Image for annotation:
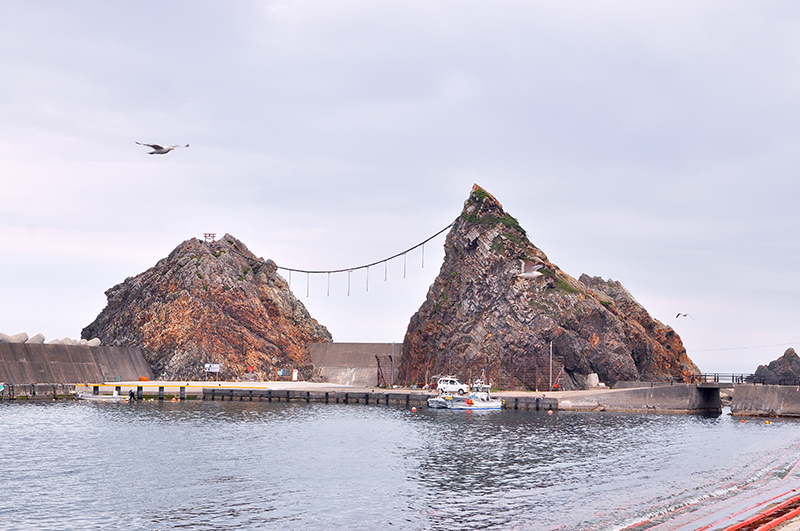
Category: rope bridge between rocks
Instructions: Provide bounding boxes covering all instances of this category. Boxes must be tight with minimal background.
[224,223,454,298]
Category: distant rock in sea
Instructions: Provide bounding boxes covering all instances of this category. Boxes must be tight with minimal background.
[399,185,700,390]
[82,234,332,380]
[753,348,800,384]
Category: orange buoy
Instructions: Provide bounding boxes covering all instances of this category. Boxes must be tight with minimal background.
[411,407,417,412]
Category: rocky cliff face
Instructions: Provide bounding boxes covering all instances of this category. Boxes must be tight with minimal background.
[82,235,332,380]
[399,185,699,390]
[754,348,800,383]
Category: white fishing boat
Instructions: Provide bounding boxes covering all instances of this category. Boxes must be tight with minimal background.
[76,390,129,403]
[427,393,452,409]
[428,380,503,410]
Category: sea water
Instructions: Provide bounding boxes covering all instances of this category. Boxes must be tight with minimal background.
[2,400,799,531]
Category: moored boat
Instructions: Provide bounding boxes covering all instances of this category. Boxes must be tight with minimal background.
[427,394,452,409]
[76,390,129,403]
[429,380,504,410]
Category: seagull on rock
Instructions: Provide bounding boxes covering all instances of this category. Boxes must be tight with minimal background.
[136,142,189,155]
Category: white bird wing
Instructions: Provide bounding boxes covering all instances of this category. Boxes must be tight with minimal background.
[136,142,164,150]
[521,260,543,273]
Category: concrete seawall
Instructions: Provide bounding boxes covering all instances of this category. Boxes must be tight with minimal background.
[543,383,722,414]
[731,384,800,417]
[309,343,400,387]
[0,343,153,388]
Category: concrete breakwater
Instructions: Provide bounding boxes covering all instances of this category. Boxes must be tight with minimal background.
[1,380,720,414]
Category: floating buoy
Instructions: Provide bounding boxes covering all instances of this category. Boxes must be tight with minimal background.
[466,399,474,406]
[766,420,771,424]
[411,407,417,412]
[548,410,553,415]
[741,420,745,423]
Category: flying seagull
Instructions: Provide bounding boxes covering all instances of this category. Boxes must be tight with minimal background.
[676,313,694,319]
[136,142,189,155]
[517,259,544,279]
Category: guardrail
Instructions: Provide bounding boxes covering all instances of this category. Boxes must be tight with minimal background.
[687,374,800,386]
[688,374,751,384]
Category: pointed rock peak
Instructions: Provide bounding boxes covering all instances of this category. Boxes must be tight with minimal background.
[470,184,502,208]
[447,185,549,275]
[460,184,526,237]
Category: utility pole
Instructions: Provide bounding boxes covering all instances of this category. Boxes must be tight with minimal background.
[549,341,553,391]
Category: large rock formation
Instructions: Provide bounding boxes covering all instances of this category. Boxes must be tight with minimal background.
[753,348,800,384]
[82,235,332,380]
[399,185,699,390]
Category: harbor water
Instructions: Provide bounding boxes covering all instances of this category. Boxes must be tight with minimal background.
[2,400,800,530]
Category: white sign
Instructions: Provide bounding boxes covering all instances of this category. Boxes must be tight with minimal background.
[204,364,220,373]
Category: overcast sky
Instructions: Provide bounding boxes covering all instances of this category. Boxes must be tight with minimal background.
[2,1,798,374]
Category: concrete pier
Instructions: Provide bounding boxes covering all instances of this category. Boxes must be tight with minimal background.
[510,383,723,414]
[12,379,783,416]
[61,381,561,410]
[0,383,75,400]
[202,387,433,407]
[731,384,800,417]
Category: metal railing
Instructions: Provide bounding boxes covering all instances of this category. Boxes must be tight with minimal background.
[687,374,751,385]
[687,374,800,386]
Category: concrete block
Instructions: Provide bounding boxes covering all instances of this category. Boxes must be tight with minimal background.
[87,338,101,347]
[26,334,46,344]
[9,333,28,344]
[0,333,9,343]
[46,339,64,345]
